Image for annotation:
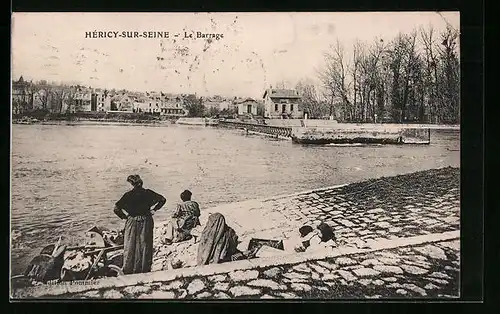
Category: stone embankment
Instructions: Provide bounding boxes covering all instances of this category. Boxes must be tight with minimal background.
[13,232,459,299]
[11,167,460,299]
[78,237,460,299]
[290,127,431,144]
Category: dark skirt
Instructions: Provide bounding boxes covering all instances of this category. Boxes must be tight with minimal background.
[123,215,154,275]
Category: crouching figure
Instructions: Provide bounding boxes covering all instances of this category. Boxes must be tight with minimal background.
[163,190,201,244]
[196,213,257,265]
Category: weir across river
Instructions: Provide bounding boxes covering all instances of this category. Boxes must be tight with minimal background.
[216,120,431,145]
[217,120,293,139]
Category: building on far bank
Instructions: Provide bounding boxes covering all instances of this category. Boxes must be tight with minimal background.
[92,89,111,112]
[74,88,92,112]
[110,93,134,112]
[263,88,303,119]
[12,76,33,115]
[236,98,259,116]
[133,95,150,113]
[202,96,231,112]
[161,95,186,116]
[132,92,186,116]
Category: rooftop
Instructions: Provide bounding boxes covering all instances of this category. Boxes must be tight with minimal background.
[263,89,301,99]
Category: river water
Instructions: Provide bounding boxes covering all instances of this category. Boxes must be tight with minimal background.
[10,123,460,275]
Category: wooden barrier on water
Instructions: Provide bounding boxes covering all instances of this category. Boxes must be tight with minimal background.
[218,120,292,138]
[176,117,219,126]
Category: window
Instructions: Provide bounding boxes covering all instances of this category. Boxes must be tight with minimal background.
[274,104,278,111]
[290,104,294,111]
[282,104,286,113]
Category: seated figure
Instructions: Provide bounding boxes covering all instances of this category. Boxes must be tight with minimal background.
[164,190,201,244]
[196,213,257,265]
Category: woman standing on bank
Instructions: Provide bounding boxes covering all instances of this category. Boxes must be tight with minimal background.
[114,175,166,274]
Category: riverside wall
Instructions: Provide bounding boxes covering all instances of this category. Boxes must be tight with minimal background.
[290,126,431,144]
[13,232,459,299]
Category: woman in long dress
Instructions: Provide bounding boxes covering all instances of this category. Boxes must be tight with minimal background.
[114,175,166,274]
[196,213,243,265]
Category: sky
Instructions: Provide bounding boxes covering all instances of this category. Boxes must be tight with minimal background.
[11,12,459,99]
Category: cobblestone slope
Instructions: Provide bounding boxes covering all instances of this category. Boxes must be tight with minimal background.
[281,166,459,242]
[149,167,459,271]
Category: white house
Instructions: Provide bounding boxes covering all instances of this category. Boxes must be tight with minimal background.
[160,96,186,116]
[263,88,303,119]
[236,98,259,116]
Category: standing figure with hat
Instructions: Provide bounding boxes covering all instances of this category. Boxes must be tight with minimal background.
[114,175,166,274]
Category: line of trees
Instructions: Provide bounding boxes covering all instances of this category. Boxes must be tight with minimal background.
[296,25,460,124]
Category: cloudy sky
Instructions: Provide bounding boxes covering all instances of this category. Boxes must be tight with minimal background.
[12,12,459,98]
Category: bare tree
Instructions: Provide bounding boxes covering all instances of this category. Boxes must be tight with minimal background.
[35,84,52,111]
[437,25,460,123]
[295,79,327,118]
[385,31,420,123]
[62,86,77,115]
[367,38,389,122]
[420,25,440,123]
[352,40,365,120]
[51,86,66,114]
[318,40,352,120]
[401,31,419,122]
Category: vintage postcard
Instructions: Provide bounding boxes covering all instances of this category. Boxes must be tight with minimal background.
[10,12,460,300]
